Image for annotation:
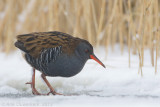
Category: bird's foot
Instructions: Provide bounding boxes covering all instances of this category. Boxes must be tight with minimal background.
[32,87,41,95]
[26,82,32,85]
[47,90,63,95]
[26,82,42,95]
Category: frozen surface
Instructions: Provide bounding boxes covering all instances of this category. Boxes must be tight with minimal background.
[0,46,160,107]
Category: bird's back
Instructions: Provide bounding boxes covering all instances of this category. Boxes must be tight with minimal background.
[15,31,81,58]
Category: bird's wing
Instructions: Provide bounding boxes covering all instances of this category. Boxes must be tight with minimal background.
[15,31,73,58]
[39,46,62,64]
[24,46,62,72]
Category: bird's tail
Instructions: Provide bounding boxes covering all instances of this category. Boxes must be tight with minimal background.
[14,41,28,53]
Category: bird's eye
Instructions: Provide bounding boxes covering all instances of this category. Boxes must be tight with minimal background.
[85,49,89,53]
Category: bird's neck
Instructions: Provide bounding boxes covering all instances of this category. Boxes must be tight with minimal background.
[75,50,88,63]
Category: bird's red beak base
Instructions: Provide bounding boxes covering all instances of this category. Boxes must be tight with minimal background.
[90,54,106,68]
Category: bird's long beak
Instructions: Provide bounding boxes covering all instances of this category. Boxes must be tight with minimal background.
[90,54,106,68]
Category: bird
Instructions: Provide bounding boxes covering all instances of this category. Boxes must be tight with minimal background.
[15,31,105,95]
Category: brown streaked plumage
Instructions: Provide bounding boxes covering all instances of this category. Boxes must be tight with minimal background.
[16,31,81,58]
[15,31,105,95]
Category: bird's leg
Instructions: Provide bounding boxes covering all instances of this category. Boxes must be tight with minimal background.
[41,73,63,95]
[26,68,41,95]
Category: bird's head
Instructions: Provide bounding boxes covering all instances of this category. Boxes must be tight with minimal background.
[75,40,106,68]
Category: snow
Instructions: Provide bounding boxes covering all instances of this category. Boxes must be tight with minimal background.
[0,45,160,107]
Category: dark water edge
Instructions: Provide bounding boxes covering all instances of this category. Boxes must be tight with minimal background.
[0,92,159,99]
[0,93,34,98]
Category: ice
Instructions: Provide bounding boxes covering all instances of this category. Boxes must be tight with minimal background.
[0,45,160,106]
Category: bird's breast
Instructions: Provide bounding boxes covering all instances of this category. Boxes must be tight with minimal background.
[45,54,87,77]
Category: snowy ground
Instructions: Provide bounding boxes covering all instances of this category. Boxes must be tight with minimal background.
[0,46,160,107]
